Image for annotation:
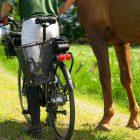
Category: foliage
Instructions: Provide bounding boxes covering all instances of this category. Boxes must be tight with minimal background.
[12,1,20,20]
[60,7,87,43]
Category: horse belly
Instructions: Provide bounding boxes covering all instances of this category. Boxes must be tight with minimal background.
[76,0,111,28]
[110,0,140,43]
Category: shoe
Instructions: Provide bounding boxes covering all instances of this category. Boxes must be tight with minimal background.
[26,127,42,139]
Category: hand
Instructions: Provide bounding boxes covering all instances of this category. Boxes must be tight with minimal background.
[59,0,75,16]
[0,16,8,25]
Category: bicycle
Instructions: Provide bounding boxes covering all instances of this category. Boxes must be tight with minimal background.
[1,17,75,140]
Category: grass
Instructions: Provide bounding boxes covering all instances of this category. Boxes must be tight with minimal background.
[1,44,140,107]
[0,69,140,140]
[0,44,140,109]
[0,44,140,139]
[0,46,18,76]
[70,45,140,108]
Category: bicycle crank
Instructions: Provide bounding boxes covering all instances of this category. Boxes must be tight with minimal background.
[50,94,67,106]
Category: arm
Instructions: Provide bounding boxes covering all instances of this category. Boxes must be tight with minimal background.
[1,2,13,17]
[58,0,75,16]
[0,1,14,24]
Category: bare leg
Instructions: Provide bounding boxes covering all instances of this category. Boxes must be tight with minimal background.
[114,43,140,129]
[87,28,114,131]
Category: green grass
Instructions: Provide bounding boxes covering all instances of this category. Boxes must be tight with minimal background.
[70,45,140,108]
[0,44,140,108]
[0,69,140,140]
[0,46,18,76]
[0,44,140,139]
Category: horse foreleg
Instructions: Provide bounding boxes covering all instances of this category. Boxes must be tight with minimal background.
[114,43,140,129]
[87,28,114,131]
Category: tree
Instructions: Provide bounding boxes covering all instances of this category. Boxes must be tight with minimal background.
[60,6,87,43]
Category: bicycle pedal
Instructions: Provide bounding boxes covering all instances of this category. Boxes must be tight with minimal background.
[56,110,67,115]
[22,110,29,114]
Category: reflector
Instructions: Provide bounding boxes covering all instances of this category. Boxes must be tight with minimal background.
[57,53,71,61]
[65,53,71,60]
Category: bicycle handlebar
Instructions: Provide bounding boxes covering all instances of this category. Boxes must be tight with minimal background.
[8,16,19,28]
[0,16,20,28]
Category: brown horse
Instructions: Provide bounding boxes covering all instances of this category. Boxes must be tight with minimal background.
[76,0,140,131]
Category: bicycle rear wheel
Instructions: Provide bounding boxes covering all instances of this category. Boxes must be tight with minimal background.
[18,65,31,122]
[47,63,75,140]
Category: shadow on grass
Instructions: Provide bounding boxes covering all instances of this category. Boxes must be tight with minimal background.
[0,120,55,140]
[74,129,110,140]
[73,123,110,140]
[0,120,118,140]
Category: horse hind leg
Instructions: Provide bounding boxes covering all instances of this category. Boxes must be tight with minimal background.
[87,28,114,131]
[114,43,140,129]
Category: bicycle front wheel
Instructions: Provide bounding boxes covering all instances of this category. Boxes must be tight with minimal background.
[48,63,75,140]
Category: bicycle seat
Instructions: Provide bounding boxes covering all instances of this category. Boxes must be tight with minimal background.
[35,16,57,25]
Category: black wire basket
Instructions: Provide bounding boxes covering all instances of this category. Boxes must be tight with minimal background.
[15,40,53,86]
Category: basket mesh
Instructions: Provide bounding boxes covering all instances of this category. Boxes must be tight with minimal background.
[15,40,53,85]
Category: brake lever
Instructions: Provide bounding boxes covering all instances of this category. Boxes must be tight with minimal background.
[8,16,18,28]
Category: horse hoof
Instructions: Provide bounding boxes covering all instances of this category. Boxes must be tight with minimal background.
[126,122,139,130]
[96,123,111,132]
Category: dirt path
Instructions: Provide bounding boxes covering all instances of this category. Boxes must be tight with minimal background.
[75,98,129,127]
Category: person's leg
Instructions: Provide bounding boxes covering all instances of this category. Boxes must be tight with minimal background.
[21,18,43,137]
[45,21,60,40]
[21,17,60,133]
[44,20,60,125]
[25,86,42,138]
[26,86,41,127]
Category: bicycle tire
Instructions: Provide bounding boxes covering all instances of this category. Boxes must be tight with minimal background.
[48,62,75,140]
[18,65,31,122]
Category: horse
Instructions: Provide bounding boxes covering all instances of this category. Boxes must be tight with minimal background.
[76,0,140,131]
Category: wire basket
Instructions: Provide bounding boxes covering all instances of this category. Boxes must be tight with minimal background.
[15,40,53,85]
